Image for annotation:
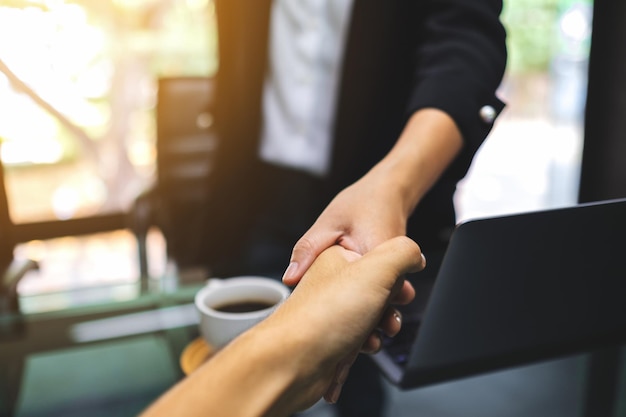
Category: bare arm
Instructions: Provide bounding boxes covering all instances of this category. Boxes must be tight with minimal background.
[283,108,462,285]
[140,236,423,417]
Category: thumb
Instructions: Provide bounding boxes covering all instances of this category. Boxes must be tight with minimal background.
[282,229,343,286]
[354,236,424,288]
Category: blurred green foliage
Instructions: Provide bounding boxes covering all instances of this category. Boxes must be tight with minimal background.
[503,0,560,73]
[503,0,593,74]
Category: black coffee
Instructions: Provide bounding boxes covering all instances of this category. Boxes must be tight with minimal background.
[213,300,275,313]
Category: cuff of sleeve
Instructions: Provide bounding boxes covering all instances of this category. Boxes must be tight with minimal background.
[407,76,506,178]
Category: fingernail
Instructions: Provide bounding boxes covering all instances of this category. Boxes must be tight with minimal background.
[421,253,427,267]
[394,311,402,325]
[327,383,342,404]
[337,363,351,384]
[282,261,298,282]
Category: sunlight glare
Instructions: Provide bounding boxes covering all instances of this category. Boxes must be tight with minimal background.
[52,184,80,220]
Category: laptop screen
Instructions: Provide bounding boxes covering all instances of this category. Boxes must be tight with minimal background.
[374,198,626,389]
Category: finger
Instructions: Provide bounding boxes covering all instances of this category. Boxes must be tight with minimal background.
[282,229,342,286]
[356,236,423,291]
[360,331,383,354]
[389,253,425,305]
[323,350,360,404]
[390,280,416,305]
[378,307,402,337]
[361,307,402,354]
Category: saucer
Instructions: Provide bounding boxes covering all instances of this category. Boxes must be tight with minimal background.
[180,337,215,375]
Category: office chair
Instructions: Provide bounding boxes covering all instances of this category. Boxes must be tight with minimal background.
[0,146,38,317]
[130,76,217,281]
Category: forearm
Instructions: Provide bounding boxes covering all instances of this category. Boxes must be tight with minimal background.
[142,239,423,417]
[366,108,463,217]
[141,325,305,417]
[410,0,506,153]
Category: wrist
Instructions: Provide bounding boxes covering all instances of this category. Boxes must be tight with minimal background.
[236,314,332,416]
[371,108,463,215]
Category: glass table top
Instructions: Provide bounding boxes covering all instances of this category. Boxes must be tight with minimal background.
[1,282,204,417]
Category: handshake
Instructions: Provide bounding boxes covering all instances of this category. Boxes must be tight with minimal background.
[142,236,424,417]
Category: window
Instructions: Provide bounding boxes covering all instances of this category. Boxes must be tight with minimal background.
[0,0,216,223]
[457,0,593,222]
[1,0,217,304]
[3,0,595,302]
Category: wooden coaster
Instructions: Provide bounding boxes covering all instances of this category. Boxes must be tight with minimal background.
[180,337,215,375]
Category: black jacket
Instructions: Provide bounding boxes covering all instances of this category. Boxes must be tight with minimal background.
[202,0,507,272]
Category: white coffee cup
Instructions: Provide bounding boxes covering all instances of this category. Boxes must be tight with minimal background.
[194,276,291,348]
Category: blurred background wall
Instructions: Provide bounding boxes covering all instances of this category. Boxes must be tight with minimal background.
[0,0,594,307]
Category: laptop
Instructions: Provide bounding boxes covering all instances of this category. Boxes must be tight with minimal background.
[373,198,626,389]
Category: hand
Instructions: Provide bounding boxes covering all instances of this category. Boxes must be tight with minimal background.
[282,108,462,293]
[282,170,417,308]
[139,237,424,417]
[267,236,424,412]
[281,169,420,355]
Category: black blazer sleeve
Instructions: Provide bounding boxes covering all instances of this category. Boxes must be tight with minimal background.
[407,0,507,176]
